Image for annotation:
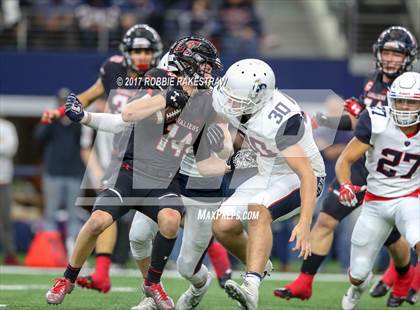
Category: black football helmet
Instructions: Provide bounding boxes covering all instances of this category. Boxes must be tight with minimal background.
[120,24,163,74]
[167,36,222,88]
[373,26,418,77]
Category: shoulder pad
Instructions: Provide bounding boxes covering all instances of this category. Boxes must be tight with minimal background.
[367,106,391,134]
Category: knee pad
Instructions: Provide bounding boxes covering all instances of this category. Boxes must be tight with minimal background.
[350,250,372,282]
[130,239,153,261]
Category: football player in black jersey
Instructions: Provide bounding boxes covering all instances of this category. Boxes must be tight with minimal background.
[41,24,162,294]
[45,36,228,309]
[275,26,419,307]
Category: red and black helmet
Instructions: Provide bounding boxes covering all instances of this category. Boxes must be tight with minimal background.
[373,26,418,77]
[167,36,222,87]
[120,24,163,74]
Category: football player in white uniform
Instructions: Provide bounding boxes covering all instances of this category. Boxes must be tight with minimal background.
[211,59,326,310]
[338,71,420,310]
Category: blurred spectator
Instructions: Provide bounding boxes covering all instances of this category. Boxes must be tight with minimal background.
[0,117,19,265]
[32,0,79,49]
[164,0,217,44]
[214,0,263,58]
[34,88,87,255]
[75,0,121,49]
[118,0,163,37]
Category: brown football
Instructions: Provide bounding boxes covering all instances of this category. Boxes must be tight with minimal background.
[153,106,182,124]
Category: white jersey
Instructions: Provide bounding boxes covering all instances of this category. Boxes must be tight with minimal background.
[356,106,420,197]
[224,90,325,177]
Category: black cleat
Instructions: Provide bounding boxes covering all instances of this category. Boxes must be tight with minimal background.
[218,269,232,289]
[406,288,419,305]
[370,280,391,298]
[387,294,405,307]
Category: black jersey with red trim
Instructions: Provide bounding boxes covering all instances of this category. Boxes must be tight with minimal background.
[359,71,393,109]
[120,68,216,180]
[99,55,139,114]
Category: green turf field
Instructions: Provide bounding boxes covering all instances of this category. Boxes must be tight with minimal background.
[0,271,414,309]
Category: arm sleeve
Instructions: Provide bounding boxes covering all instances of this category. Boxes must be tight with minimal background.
[83,112,132,133]
[275,113,305,151]
[354,110,372,144]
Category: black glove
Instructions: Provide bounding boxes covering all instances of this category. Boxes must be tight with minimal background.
[206,123,225,153]
[64,93,84,122]
[165,86,189,110]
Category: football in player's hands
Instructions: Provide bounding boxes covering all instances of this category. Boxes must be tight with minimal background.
[153,106,182,125]
[65,93,85,123]
[165,86,189,110]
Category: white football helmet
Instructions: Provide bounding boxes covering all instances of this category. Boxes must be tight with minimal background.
[213,59,275,117]
[388,71,420,127]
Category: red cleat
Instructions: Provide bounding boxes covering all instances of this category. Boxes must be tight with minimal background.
[273,273,313,300]
[45,277,74,305]
[387,265,415,307]
[144,282,174,310]
[76,274,111,293]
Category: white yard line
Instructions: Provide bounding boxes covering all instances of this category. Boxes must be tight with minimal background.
[0,265,379,283]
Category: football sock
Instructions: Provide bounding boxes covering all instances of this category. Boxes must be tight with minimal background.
[245,272,262,288]
[382,260,397,286]
[64,264,81,283]
[395,262,410,275]
[147,232,176,284]
[300,253,326,275]
[207,241,231,279]
[410,263,420,291]
[94,253,111,279]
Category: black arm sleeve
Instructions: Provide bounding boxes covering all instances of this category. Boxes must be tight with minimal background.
[354,110,372,144]
[275,113,305,151]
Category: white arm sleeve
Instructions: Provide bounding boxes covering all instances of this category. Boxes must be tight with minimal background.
[81,112,132,133]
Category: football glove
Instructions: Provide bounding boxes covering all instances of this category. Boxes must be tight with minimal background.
[65,93,85,123]
[206,123,225,153]
[338,180,363,207]
[165,86,189,110]
[344,97,364,118]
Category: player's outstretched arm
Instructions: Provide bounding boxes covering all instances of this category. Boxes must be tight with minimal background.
[41,79,105,124]
[65,93,130,133]
[283,144,317,260]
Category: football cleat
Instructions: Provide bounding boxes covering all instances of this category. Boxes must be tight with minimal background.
[273,272,313,300]
[273,286,311,300]
[218,269,232,289]
[76,274,111,293]
[131,297,157,310]
[144,282,174,310]
[262,260,273,280]
[224,279,258,310]
[370,280,390,298]
[406,288,419,305]
[386,294,405,307]
[45,277,74,305]
[176,272,212,309]
[341,273,373,310]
